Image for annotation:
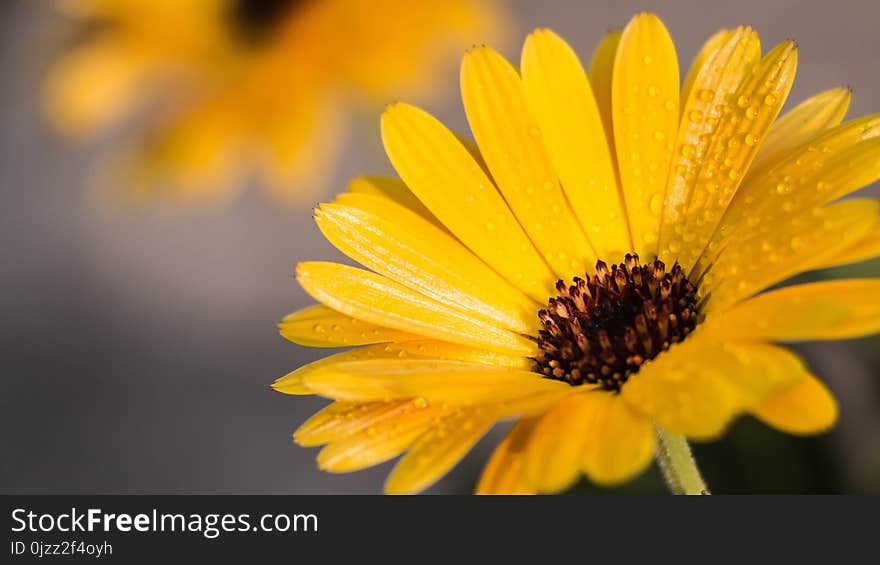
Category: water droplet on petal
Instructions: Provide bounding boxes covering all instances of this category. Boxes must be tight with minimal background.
[649,193,664,214]
[412,397,428,409]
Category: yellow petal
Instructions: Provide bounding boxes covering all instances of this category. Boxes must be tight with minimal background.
[113,94,245,205]
[259,96,344,204]
[751,374,838,435]
[475,418,539,495]
[621,332,805,439]
[714,279,880,341]
[681,29,734,106]
[818,218,880,268]
[296,399,432,447]
[664,40,797,269]
[579,392,655,486]
[381,103,554,302]
[345,176,439,226]
[273,338,533,396]
[317,402,448,473]
[718,114,880,246]
[588,30,622,160]
[461,46,597,275]
[521,28,632,257]
[612,12,679,258]
[657,28,762,266]
[522,392,600,492]
[296,262,536,355]
[385,408,498,494]
[300,358,568,405]
[749,87,852,174]
[315,195,536,333]
[278,304,417,348]
[270,369,313,395]
[701,199,877,310]
[44,34,155,137]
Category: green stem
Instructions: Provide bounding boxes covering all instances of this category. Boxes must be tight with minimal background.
[655,427,710,495]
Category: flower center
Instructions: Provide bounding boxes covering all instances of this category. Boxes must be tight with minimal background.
[535,254,701,392]
[230,0,305,43]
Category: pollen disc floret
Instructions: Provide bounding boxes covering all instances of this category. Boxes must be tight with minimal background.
[536,254,701,391]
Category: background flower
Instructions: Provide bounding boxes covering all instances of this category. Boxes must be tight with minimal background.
[43,0,507,206]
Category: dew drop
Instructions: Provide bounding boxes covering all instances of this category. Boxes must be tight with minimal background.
[647,85,659,97]
[744,133,757,146]
[689,110,704,122]
[745,105,759,119]
[413,397,428,409]
[649,193,663,214]
[653,130,666,141]
[763,94,777,106]
[736,95,750,108]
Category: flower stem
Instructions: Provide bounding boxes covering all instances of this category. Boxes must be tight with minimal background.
[655,428,710,495]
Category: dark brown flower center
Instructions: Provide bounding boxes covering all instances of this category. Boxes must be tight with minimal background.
[535,254,701,392]
[229,0,306,44]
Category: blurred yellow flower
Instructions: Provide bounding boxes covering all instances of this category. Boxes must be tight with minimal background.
[273,13,880,494]
[44,0,507,205]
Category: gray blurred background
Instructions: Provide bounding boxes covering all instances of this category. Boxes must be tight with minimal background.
[2,0,879,494]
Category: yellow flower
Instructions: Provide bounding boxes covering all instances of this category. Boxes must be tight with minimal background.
[273,13,880,494]
[44,0,506,205]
